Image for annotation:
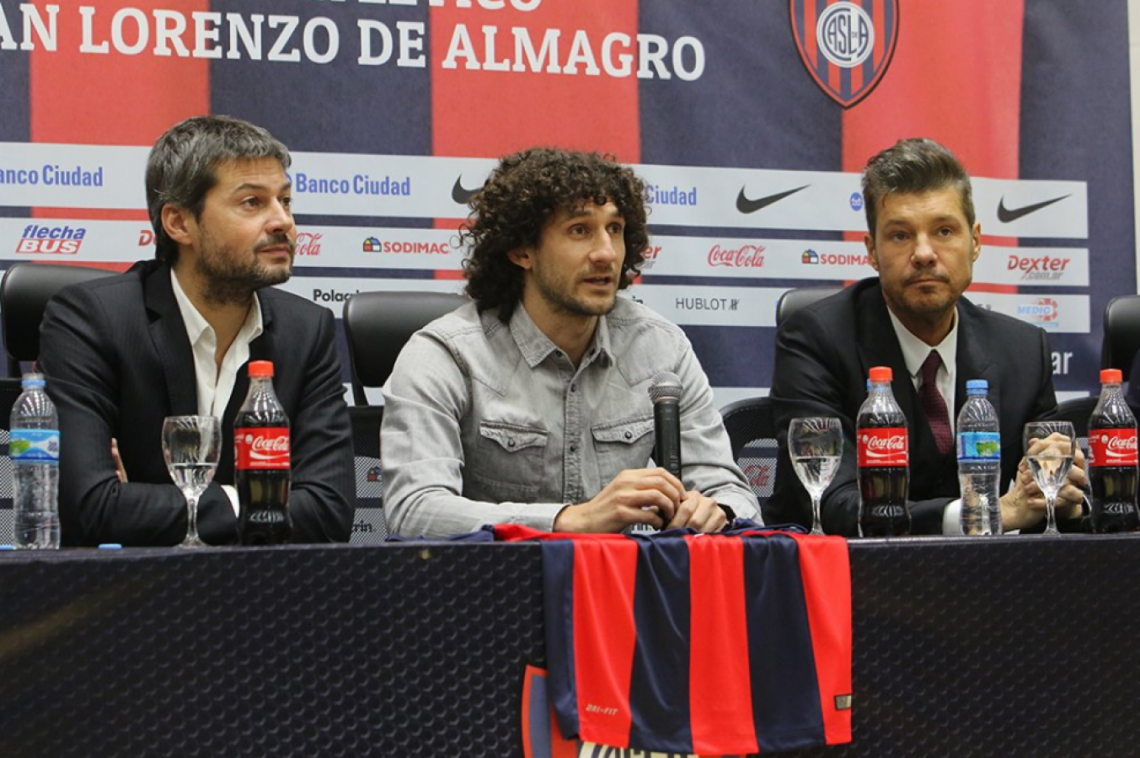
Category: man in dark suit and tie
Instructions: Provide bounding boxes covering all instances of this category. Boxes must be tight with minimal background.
[39,115,354,546]
[769,138,1087,535]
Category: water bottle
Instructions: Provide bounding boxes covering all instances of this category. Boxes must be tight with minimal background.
[1088,369,1139,533]
[857,366,911,537]
[956,379,1001,536]
[10,373,60,549]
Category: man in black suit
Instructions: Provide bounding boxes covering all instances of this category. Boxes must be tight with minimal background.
[769,138,1086,535]
[39,116,354,546]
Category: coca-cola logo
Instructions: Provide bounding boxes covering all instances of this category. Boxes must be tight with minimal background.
[707,244,765,268]
[295,232,322,256]
[862,434,907,451]
[246,434,289,453]
[1091,429,1139,466]
[236,427,291,470]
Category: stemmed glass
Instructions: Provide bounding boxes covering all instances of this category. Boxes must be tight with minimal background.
[1023,420,1076,537]
[789,417,843,536]
[162,415,221,548]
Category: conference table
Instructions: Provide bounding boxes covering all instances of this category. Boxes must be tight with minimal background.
[0,534,1135,757]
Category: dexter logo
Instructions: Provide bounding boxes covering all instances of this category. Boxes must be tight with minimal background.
[1007,254,1070,281]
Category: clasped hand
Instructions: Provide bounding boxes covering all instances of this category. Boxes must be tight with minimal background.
[553,467,726,533]
[1000,432,1087,531]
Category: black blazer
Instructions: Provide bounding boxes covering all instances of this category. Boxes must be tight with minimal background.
[39,260,354,546]
[768,278,1058,535]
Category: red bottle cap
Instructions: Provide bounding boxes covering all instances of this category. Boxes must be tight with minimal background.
[868,366,892,383]
[1101,368,1123,384]
[248,360,275,378]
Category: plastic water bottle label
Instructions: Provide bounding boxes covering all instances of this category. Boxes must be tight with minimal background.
[10,429,60,463]
[957,432,1000,461]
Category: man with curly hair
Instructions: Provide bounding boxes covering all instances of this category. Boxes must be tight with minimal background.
[381,148,759,537]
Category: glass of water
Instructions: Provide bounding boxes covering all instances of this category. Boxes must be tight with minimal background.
[162,415,221,548]
[1023,421,1076,536]
[789,417,843,535]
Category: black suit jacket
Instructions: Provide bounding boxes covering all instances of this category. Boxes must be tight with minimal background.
[769,278,1058,535]
[39,260,354,546]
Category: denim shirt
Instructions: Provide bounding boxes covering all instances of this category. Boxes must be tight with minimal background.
[381,298,760,538]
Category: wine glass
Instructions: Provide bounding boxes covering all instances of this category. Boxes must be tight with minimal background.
[789,417,843,535]
[162,415,221,548]
[1023,420,1076,536]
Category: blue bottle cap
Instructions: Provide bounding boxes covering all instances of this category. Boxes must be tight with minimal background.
[966,379,988,393]
[0,544,15,551]
[98,543,123,549]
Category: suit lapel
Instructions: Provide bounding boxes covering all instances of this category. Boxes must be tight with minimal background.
[954,298,998,419]
[217,293,275,484]
[854,282,918,427]
[143,263,198,416]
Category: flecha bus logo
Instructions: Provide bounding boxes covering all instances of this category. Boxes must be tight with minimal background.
[17,224,86,254]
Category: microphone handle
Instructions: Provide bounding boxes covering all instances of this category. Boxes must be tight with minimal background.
[654,399,683,479]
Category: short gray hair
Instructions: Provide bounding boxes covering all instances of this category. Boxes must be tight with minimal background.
[146,115,291,263]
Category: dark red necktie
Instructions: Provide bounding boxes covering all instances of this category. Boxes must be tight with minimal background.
[919,350,953,456]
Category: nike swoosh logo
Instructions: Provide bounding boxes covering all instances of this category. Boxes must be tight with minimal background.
[996,194,1070,223]
[736,184,810,214]
[452,176,483,205]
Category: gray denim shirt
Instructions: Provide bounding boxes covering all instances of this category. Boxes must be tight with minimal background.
[381,297,760,537]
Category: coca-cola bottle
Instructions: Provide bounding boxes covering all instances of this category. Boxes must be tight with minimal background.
[235,360,293,544]
[1088,368,1139,533]
[857,366,911,536]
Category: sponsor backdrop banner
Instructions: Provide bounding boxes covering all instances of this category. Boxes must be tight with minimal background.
[0,0,1130,400]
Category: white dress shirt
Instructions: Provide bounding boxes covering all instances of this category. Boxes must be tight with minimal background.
[170,269,263,515]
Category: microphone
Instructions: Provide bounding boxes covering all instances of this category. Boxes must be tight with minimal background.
[649,372,683,478]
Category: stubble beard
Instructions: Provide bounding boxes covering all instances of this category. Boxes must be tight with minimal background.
[196,235,294,306]
[534,268,618,318]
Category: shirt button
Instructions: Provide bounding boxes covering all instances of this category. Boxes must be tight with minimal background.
[570,384,577,393]
[624,431,632,440]
[569,445,577,453]
[507,440,515,448]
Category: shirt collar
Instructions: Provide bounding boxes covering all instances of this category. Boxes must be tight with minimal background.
[885,304,958,381]
[170,268,264,347]
[508,303,613,368]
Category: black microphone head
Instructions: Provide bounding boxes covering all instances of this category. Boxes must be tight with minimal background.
[648,371,683,404]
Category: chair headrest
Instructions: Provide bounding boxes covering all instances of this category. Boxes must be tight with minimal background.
[1,263,115,363]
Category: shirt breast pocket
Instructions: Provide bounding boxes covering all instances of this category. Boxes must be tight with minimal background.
[469,421,549,502]
[591,414,655,486]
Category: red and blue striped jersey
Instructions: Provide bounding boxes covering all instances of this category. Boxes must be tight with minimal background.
[496,524,852,755]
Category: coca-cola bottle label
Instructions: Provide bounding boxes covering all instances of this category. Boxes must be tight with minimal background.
[957,432,1000,461]
[235,427,291,470]
[857,427,909,467]
[1089,428,1139,467]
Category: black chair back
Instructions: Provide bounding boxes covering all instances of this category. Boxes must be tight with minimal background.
[1102,295,1140,382]
[776,286,841,326]
[349,405,388,543]
[342,291,466,406]
[720,396,777,508]
[1,263,115,376]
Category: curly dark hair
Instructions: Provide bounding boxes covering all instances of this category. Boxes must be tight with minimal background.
[461,147,649,322]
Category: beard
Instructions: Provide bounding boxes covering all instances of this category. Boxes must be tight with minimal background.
[532,263,620,318]
[195,232,294,305]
